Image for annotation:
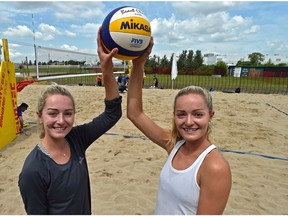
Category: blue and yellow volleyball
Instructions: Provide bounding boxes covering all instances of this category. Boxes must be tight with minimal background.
[101,6,151,60]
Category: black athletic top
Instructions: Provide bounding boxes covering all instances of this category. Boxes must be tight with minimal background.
[18,96,122,215]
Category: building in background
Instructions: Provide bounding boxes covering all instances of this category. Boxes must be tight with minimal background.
[203,53,288,66]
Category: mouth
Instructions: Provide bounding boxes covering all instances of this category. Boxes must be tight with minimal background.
[183,128,198,132]
[53,127,67,131]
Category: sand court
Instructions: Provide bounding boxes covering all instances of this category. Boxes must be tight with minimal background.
[0,84,287,214]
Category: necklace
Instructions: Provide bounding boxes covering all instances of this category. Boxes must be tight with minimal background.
[62,140,69,157]
[38,141,69,158]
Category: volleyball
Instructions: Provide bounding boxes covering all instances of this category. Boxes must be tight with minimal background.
[100,6,151,60]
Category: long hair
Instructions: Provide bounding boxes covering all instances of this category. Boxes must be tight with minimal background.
[37,85,75,139]
[166,86,214,151]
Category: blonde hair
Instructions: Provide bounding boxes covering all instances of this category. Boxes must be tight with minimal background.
[37,85,75,139]
[166,85,214,151]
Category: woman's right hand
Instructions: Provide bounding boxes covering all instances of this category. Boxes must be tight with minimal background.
[97,26,118,75]
[97,26,120,99]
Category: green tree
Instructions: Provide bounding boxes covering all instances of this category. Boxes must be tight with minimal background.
[193,50,203,68]
[277,63,287,66]
[159,54,170,67]
[248,52,265,66]
[177,50,188,70]
[215,61,228,76]
[263,58,274,67]
[145,54,159,68]
[186,50,194,68]
[215,60,228,69]
[236,60,252,66]
[48,60,53,65]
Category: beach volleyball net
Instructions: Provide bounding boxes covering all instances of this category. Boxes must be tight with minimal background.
[8,40,125,85]
[34,45,99,81]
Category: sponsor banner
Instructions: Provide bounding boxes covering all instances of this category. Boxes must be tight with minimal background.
[0,40,18,149]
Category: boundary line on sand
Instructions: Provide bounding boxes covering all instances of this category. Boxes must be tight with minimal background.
[105,132,288,161]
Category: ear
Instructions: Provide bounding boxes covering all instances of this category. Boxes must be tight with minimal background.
[210,111,215,119]
[37,112,42,120]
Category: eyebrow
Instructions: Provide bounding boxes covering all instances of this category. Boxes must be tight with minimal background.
[46,108,74,111]
[176,108,206,112]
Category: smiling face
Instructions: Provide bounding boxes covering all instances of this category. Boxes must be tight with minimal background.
[40,94,75,141]
[174,93,213,144]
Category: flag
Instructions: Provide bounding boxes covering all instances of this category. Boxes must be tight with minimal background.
[171,53,178,80]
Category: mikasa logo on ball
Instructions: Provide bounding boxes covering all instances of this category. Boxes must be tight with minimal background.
[120,19,151,33]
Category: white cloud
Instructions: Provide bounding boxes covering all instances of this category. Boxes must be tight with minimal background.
[244,25,260,34]
[3,25,33,38]
[35,23,59,41]
[64,30,77,37]
[70,23,99,38]
[172,1,241,17]
[9,50,23,58]
[53,2,106,20]
[60,44,78,51]
[38,23,60,35]
[266,39,288,54]
[151,9,257,50]
[7,43,21,48]
[36,23,78,40]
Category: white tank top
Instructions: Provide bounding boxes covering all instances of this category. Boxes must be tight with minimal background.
[154,140,216,215]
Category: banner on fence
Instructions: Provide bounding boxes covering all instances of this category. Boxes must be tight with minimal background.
[234,67,241,77]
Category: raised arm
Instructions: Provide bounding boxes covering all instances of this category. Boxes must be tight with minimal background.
[127,38,170,152]
[97,27,120,100]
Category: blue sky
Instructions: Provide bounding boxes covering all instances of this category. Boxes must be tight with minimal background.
[1,1,288,64]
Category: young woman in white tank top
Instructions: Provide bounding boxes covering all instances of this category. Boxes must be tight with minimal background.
[127,38,232,215]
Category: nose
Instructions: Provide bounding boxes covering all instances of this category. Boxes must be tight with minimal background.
[185,114,194,125]
[57,113,65,123]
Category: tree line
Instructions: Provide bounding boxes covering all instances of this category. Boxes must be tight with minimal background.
[141,51,288,76]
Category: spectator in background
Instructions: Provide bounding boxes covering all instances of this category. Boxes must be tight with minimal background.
[97,75,102,86]
[17,102,29,132]
[153,75,159,88]
[121,75,127,86]
[117,74,123,85]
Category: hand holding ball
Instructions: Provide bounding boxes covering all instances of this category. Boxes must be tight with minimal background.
[101,6,151,60]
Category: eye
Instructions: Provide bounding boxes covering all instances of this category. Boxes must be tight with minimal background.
[48,112,57,117]
[194,112,204,118]
[176,112,186,118]
[65,111,74,116]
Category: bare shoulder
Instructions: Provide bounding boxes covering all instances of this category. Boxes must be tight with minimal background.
[197,147,232,215]
[202,147,231,175]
